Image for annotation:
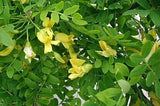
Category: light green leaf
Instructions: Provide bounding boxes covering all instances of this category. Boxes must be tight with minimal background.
[115,63,129,76]
[6,66,14,78]
[40,10,48,21]
[37,97,50,105]
[130,64,147,77]
[130,53,143,65]
[72,18,88,25]
[146,71,154,87]
[55,1,64,11]
[28,72,41,82]
[118,79,130,93]
[24,5,35,13]
[0,0,3,14]
[64,5,79,15]
[94,59,102,68]
[51,11,59,24]
[60,14,69,21]
[72,13,82,19]
[0,29,13,46]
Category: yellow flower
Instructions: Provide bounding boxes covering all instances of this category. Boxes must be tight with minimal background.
[37,28,60,54]
[23,41,36,63]
[96,40,117,57]
[145,41,159,62]
[68,58,92,80]
[42,17,54,28]
[55,33,74,49]
[148,29,157,39]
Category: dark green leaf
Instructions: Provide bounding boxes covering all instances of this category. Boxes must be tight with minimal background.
[48,75,60,84]
[12,60,23,71]
[150,10,160,27]
[109,2,123,10]
[130,53,143,65]
[42,67,51,74]
[135,0,151,9]
[25,78,38,89]
[141,41,153,57]
[155,80,160,98]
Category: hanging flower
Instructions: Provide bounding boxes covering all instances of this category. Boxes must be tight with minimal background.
[55,33,74,49]
[96,40,117,58]
[68,58,92,80]
[23,41,36,63]
[37,28,60,54]
[145,41,159,62]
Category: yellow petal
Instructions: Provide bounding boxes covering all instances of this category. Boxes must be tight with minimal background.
[42,17,54,28]
[68,46,77,58]
[51,41,60,45]
[68,73,84,80]
[148,29,157,39]
[44,43,52,54]
[55,33,74,43]
[99,40,112,51]
[70,58,85,67]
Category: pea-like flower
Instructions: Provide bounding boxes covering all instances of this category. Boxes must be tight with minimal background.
[23,41,36,63]
[96,40,117,57]
[37,28,60,54]
[68,58,92,80]
[55,33,74,49]
[42,18,54,28]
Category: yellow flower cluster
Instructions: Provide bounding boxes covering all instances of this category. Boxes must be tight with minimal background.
[54,33,93,80]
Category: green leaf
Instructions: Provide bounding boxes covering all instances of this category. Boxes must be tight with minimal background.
[25,78,38,89]
[40,10,48,21]
[51,11,59,24]
[48,75,60,85]
[0,0,3,14]
[55,1,64,11]
[6,66,14,78]
[28,72,41,82]
[129,76,141,85]
[42,67,51,74]
[72,13,82,19]
[150,10,160,27]
[0,29,13,46]
[96,88,121,105]
[155,80,160,98]
[115,63,129,76]
[16,81,25,90]
[12,60,23,71]
[135,0,151,9]
[118,79,130,93]
[72,18,88,25]
[101,61,109,74]
[146,71,154,87]
[109,2,123,10]
[37,97,50,105]
[53,52,65,63]
[130,64,147,77]
[64,5,79,15]
[60,14,69,21]
[130,53,143,65]
[24,5,35,13]
[141,41,153,58]
[123,10,150,17]
[94,59,102,68]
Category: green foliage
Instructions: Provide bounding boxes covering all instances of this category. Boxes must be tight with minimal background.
[0,0,160,105]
